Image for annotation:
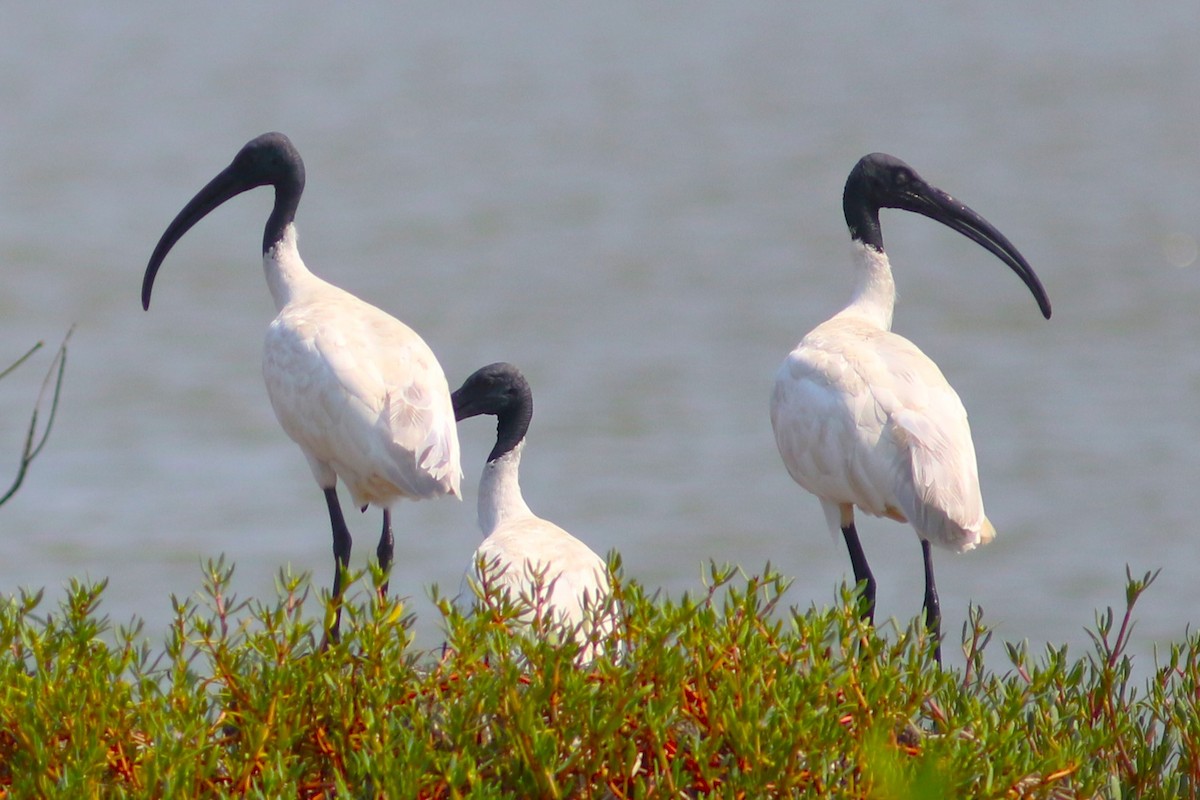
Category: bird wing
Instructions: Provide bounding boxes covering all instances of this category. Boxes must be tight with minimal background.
[459,517,610,630]
[880,341,990,552]
[263,288,461,506]
[772,319,988,551]
[772,323,898,523]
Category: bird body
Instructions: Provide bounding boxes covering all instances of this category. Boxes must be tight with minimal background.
[464,441,609,632]
[142,133,460,640]
[770,153,1050,662]
[261,227,460,508]
[771,243,993,554]
[452,363,611,653]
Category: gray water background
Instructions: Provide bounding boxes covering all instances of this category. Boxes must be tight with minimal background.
[1,3,1198,671]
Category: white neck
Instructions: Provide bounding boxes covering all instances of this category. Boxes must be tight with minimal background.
[834,241,896,331]
[263,224,321,311]
[477,440,534,536]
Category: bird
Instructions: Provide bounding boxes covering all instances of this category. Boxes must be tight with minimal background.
[450,362,613,659]
[141,132,461,642]
[769,153,1051,663]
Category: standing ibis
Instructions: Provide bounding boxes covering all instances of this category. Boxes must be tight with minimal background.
[142,132,461,641]
[451,362,612,658]
[769,153,1050,662]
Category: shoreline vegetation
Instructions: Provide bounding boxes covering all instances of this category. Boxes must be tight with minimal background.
[1,559,1196,798]
[0,332,70,510]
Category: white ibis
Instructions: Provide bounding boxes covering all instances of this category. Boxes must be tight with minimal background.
[770,153,1051,662]
[142,132,461,641]
[451,362,612,658]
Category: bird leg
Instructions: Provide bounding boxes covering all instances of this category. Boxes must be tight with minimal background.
[921,539,942,665]
[376,508,394,601]
[840,515,876,623]
[323,487,353,645]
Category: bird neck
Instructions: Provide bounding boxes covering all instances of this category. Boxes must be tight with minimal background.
[263,168,303,256]
[262,223,321,311]
[836,240,896,330]
[489,390,533,464]
[477,441,533,536]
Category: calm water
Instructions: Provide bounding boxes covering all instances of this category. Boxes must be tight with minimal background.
[1,3,1198,670]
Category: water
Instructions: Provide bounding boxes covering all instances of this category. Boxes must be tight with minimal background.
[1,3,1197,670]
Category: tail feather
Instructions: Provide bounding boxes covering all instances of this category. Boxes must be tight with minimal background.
[978,517,997,547]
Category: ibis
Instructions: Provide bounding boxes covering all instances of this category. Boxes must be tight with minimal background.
[142,132,461,641]
[769,153,1050,662]
[451,362,612,658]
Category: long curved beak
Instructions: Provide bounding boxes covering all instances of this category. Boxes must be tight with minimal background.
[142,164,253,310]
[451,388,484,422]
[908,186,1051,319]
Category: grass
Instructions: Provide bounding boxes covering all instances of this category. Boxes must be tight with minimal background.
[0,558,1197,798]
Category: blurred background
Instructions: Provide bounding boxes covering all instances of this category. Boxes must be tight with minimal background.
[0,2,1197,670]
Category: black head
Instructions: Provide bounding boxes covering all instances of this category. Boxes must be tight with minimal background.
[142,132,306,310]
[842,153,1051,319]
[843,153,925,231]
[225,132,306,193]
[452,362,534,463]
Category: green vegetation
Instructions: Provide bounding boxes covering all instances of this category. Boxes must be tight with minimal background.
[1,558,1197,798]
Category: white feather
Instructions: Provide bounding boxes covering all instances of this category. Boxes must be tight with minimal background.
[261,224,461,509]
[771,241,993,553]
[457,442,612,657]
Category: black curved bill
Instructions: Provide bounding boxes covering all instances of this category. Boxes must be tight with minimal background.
[141,164,253,310]
[909,186,1052,319]
[450,387,475,421]
[451,384,498,422]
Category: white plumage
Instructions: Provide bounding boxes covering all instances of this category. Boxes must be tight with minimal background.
[770,154,1050,662]
[451,363,612,657]
[142,133,461,641]
[261,225,460,508]
[771,245,993,555]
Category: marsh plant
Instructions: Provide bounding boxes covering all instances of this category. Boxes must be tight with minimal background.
[0,557,1196,798]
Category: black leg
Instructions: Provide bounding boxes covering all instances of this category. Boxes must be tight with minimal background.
[323,487,353,644]
[841,520,876,623]
[921,539,942,665]
[376,508,394,599]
